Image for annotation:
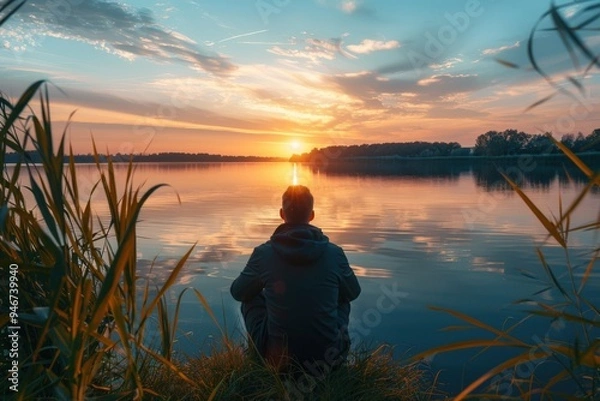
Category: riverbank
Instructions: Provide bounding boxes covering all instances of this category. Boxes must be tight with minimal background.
[142,344,437,401]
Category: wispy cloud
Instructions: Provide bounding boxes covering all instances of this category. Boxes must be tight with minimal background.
[338,0,375,17]
[482,41,520,56]
[347,39,400,54]
[340,0,358,13]
[430,57,463,71]
[7,0,236,75]
[206,29,268,46]
[268,37,356,63]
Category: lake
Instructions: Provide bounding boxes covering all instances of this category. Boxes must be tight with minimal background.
[70,159,600,395]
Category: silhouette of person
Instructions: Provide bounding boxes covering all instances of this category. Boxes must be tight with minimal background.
[231,185,361,373]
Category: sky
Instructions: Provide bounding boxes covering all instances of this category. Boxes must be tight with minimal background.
[1,0,599,157]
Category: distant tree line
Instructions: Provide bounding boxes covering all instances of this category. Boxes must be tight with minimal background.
[3,151,285,164]
[473,128,600,156]
[290,141,467,162]
[4,129,599,165]
[290,128,600,162]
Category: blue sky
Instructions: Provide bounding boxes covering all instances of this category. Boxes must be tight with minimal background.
[1,0,599,156]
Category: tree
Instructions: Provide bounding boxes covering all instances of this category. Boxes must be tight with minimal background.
[525,133,554,154]
[474,131,506,156]
[502,129,528,154]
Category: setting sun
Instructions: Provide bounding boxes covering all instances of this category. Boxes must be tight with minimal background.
[290,140,301,151]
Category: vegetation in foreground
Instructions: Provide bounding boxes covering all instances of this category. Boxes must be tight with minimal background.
[143,345,435,401]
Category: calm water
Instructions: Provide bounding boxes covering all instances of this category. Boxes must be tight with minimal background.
[63,161,600,393]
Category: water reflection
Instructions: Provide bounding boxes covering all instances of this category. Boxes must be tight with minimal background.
[469,156,600,191]
[300,154,600,191]
[307,158,470,180]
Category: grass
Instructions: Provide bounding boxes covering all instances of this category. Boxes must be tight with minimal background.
[0,80,199,399]
[142,344,436,401]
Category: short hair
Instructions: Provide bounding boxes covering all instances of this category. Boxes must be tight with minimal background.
[282,185,314,224]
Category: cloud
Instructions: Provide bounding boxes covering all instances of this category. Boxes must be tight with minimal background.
[340,0,358,13]
[426,107,489,119]
[268,37,356,63]
[430,57,463,70]
[347,39,400,54]
[482,41,520,56]
[338,0,375,17]
[329,71,484,108]
[7,0,236,75]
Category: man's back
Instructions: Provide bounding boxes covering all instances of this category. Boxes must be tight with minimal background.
[231,222,361,366]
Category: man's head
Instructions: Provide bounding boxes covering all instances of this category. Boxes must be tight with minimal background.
[280,185,315,224]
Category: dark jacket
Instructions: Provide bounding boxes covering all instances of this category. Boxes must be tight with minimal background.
[231,223,361,364]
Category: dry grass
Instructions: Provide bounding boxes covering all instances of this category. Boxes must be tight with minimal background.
[142,344,437,401]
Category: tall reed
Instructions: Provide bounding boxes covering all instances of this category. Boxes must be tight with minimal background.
[0,81,198,399]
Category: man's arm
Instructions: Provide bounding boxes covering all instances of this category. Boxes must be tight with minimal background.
[337,248,361,302]
[230,247,264,302]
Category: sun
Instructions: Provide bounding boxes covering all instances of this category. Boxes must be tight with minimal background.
[290,140,301,151]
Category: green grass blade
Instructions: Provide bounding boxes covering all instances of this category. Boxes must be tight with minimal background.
[0,80,45,140]
[528,309,600,328]
[454,350,550,401]
[193,289,233,350]
[549,5,581,73]
[87,183,170,334]
[536,248,571,301]
[136,341,199,388]
[27,174,60,244]
[207,376,226,401]
[495,58,519,69]
[523,93,555,112]
[0,0,26,26]
[168,287,193,359]
[138,244,195,333]
[547,133,595,178]
[501,172,566,247]
[578,251,598,293]
[411,339,527,363]
[428,306,528,346]
[550,1,600,68]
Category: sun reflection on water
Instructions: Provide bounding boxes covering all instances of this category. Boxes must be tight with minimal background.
[292,163,298,185]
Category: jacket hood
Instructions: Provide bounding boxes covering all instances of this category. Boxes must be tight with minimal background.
[270,223,329,264]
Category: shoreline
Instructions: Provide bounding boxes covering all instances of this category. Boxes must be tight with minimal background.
[290,151,600,163]
[4,151,600,165]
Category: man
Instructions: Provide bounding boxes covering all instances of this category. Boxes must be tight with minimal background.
[230,185,361,372]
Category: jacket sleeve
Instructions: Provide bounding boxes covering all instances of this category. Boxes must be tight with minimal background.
[230,247,264,302]
[337,248,361,302]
